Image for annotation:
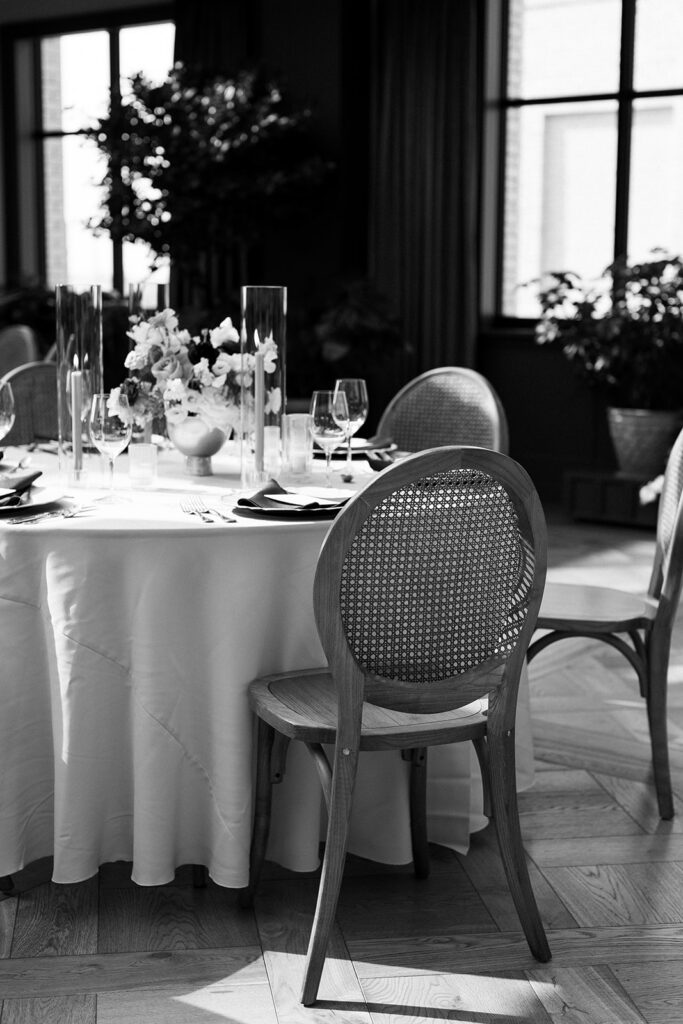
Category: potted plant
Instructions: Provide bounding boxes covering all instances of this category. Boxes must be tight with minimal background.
[86,63,334,314]
[534,250,683,476]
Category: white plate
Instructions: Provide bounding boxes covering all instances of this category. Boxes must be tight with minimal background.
[0,488,65,516]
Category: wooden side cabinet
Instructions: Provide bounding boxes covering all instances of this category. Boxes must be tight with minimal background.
[563,469,658,528]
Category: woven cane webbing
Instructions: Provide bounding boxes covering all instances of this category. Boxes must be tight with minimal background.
[657,427,683,559]
[378,371,506,453]
[1,362,58,446]
[339,467,534,684]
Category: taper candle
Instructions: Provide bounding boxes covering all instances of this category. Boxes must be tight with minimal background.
[254,331,265,474]
[71,370,83,475]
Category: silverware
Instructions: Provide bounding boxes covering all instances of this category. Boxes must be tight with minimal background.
[181,499,214,523]
[7,505,93,525]
[181,496,236,524]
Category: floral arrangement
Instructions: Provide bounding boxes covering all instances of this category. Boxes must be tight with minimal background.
[110,307,281,434]
[533,251,683,410]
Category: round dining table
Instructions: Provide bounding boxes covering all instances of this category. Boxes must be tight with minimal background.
[0,440,535,887]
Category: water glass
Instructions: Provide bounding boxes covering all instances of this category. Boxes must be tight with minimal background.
[283,413,313,475]
[0,381,15,443]
[128,442,158,489]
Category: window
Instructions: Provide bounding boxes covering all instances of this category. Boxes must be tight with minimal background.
[500,0,683,317]
[2,9,174,294]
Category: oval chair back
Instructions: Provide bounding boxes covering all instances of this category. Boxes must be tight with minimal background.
[1,361,58,446]
[0,325,39,380]
[375,366,509,453]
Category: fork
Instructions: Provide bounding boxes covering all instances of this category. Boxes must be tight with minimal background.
[181,498,214,523]
[182,496,236,523]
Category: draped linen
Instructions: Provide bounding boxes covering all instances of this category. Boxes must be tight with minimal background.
[369,0,484,375]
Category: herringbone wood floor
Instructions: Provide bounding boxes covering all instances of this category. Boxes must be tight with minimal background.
[2,512,683,1023]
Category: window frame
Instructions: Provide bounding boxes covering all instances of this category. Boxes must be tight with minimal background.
[0,3,174,292]
[484,0,683,326]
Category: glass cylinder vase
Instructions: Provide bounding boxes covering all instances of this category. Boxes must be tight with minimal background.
[55,285,104,486]
[240,285,287,487]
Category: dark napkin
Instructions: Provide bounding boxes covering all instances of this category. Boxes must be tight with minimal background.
[237,479,350,511]
[0,470,43,506]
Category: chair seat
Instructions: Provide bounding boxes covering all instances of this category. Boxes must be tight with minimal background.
[538,581,658,633]
[249,668,488,750]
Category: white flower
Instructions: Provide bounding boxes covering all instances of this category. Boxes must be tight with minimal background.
[210,316,239,347]
[265,386,282,415]
[261,332,279,373]
[192,358,215,388]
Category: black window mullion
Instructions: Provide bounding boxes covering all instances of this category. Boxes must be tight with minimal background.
[32,36,46,281]
[614,0,637,261]
[109,28,124,295]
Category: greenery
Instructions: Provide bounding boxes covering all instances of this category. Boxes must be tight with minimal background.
[86,63,334,292]
[534,251,683,410]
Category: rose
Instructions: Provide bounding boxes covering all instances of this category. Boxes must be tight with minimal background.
[150,350,192,383]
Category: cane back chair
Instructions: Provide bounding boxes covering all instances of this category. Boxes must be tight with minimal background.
[375,366,509,454]
[528,425,683,821]
[242,445,551,1005]
[0,324,39,380]
[0,361,58,447]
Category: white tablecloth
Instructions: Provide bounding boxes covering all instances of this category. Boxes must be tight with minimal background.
[0,443,534,886]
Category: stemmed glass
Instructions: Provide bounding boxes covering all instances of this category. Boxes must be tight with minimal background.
[310,389,349,486]
[89,393,132,500]
[333,378,369,469]
[0,381,16,444]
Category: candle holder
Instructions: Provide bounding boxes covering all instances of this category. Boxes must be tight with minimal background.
[55,285,104,485]
[239,286,286,487]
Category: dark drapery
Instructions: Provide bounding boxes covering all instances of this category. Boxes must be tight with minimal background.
[173,0,255,75]
[369,0,484,378]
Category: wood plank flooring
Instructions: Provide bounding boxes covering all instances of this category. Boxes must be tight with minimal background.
[3,511,683,1022]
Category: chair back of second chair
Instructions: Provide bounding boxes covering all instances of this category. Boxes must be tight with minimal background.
[375,366,509,454]
[0,325,39,380]
[0,361,58,446]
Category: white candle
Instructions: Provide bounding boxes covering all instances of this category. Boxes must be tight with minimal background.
[71,370,83,475]
[254,332,265,474]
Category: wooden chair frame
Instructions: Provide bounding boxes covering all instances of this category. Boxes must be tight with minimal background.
[528,426,683,821]
[242,446,551,1005]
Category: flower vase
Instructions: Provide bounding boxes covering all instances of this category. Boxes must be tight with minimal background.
[55,285,104,487]
[240,285,286,488]
[167,417,228,476]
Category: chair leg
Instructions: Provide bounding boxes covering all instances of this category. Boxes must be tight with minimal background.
[473,736,491,818]
[239,718,277,909]
[408,747,430,879]
[488,729,551,963]
[301,747,358,1006]
[647,637,674,820]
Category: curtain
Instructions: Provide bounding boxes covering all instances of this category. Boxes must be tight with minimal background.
[369,0,484,377]
[173,0,254,75]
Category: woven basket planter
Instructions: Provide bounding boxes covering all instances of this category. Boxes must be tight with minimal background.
[607,407,683,478]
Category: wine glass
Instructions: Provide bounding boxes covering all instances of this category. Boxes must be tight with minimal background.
[0,381,16,444]
[333,378,369,469]
[310,389,348,486]
[89,393,132,499]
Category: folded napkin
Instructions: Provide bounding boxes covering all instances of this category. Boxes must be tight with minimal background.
[0,470,43,506]
[238,479,352,511]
